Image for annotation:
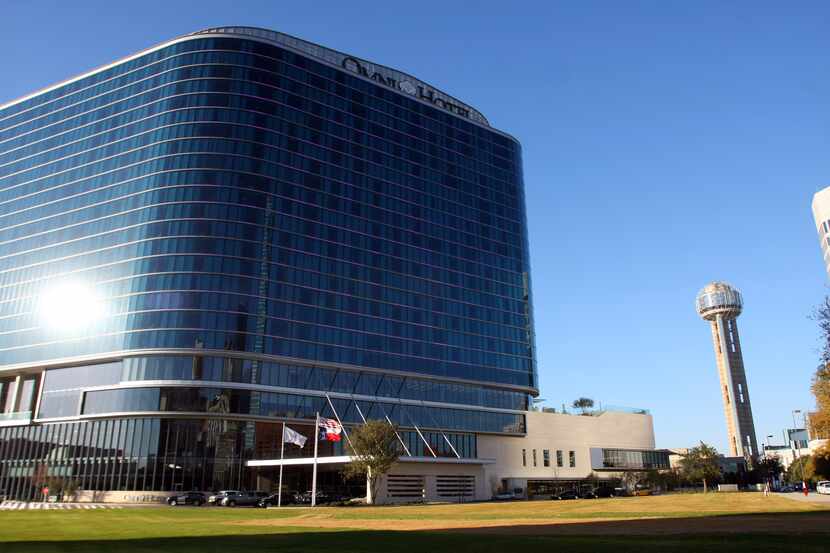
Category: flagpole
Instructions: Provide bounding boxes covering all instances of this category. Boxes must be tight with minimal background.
[311,412,319,508]
[277,421,285,507]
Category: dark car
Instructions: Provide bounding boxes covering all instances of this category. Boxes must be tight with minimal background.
[258,491,300,508]
[593,487,616,498]
[579,489,597,499]
[210,491,267,507]
[552,489,579,500]
[167,492,206,506]
[295,491,330,505]
[222,491,268,507]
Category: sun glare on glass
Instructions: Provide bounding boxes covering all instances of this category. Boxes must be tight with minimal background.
[37,282,105,331]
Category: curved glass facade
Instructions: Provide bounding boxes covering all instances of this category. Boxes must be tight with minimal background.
[0,27,536,499]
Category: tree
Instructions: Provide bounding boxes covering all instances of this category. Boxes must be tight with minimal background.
[786,455,815,484]
[620,471,648,491]
[811,300,830,438]
[641,469,677,492]
[810,363,830,439]
[342,420,401,505]
[572,397,595,414]
[678,442,721,493]
[811,444,830,480]
[67,479,79,501]
[753,457,784,484]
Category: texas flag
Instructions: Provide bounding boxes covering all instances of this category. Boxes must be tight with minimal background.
[318,418,342,442]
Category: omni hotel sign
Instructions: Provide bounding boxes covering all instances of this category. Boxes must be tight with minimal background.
[193,27,490,127]
[340,56,487,125]
[194,28,490,127]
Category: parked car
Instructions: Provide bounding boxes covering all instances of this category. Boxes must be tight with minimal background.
[223,491,267,507]
[593,487,617,498]
[579,489,597,499]
[207,491,266,507]
[208,490,240,506]
[552,489,579,500]
[167,492,206,506]
[258,491,300,508]
[295,490,330,504]
[258,493,279,508]
[817,481,830,495]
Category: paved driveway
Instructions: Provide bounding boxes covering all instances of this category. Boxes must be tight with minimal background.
[775,492,830,504]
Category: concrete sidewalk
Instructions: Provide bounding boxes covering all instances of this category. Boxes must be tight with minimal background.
[774,492,830,505]
[0,501,125,510]
[0,500,169,510]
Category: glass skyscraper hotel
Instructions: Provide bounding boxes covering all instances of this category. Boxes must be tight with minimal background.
[0,27,536,500]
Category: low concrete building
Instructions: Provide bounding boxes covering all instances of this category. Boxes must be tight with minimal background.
[374,407,666,503]
[668,447,748,476]
[764,439,828,472]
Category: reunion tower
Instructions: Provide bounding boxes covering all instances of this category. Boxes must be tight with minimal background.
[695,282,758,460]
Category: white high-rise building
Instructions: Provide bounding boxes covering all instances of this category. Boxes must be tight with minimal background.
[811,186,830,276]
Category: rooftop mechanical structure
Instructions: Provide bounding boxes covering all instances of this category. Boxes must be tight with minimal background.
[695,282,758,459]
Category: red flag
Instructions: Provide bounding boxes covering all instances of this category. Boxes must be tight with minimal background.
[318,418,342,442]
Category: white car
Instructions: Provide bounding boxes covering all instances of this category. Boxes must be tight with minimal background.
[817,481,830,495]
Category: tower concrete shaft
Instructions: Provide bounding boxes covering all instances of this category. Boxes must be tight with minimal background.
[707,314,758,459]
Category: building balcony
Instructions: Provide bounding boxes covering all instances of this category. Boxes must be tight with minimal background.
[0,410,32,426]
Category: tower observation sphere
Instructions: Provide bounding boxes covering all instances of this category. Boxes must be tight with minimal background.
[696,282,743,321]
[695,281,758,460]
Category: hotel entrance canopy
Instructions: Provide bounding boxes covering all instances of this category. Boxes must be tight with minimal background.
[247,456,495,467]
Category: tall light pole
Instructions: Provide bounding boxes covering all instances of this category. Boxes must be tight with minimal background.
[762,434,773,459]
[763,434,774,487]
[168,464,183,492]
[791,410,806,494]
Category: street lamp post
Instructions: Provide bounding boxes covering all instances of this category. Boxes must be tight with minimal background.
[763,434,774,488]
[168,464,183,492]
[791,410,807,496]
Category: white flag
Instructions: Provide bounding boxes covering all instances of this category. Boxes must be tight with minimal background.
[283,426,307,448]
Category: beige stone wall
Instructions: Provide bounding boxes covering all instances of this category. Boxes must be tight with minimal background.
[374,410,657,503]
[479,410,656,487]
[375,462,487,504]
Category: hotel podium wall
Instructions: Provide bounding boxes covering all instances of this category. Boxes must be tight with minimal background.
[376,462,488,504]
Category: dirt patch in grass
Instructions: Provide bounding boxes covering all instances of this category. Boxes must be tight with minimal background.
[453,512,830,536]
[236,511,830,536]
[233,496,830,536]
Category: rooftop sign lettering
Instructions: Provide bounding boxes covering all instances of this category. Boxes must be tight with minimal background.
[341,56,473,121]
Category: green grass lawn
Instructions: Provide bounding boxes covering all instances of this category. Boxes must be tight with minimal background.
[1,494,829,552]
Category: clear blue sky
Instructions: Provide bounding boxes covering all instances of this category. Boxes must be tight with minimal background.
[2,0,828,452]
